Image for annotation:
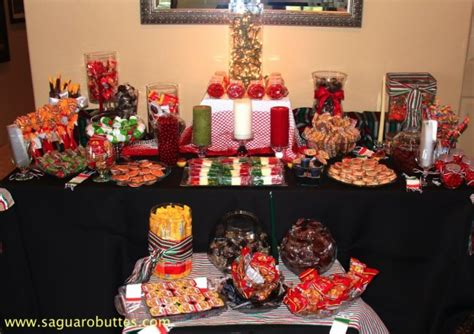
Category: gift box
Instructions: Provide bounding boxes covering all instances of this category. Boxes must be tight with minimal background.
[386,72,437,122]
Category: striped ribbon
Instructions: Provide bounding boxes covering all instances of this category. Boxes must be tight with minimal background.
[125,232,193,284]
[386,73,437,129]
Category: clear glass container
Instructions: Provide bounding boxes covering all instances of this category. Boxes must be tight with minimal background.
[208,210,270,273]
[155,113,180,166]
[86,135,115,183]
[391,100,421,175]
[150,203,192,280]
[280,218,337,275]
[312,71,347,116]
[146,82,185,136]
[440,163,464,190]
[84,51,118,111]
[229,0,263,87]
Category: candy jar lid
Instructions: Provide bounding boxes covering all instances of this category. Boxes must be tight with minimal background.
[208,210,270,273]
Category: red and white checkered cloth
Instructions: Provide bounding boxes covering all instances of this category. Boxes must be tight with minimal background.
[180,95,299,160]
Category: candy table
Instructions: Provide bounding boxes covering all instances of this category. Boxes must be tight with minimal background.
[0,166,473,334]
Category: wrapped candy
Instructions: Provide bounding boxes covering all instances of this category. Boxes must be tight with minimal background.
[265,74,288,100]
[231,247,280,302]
[114,84,138,118]
[208,210,271,273]
[207,75,227,99]
[86,115,146,144]
[283,258,379,316]
[280,219,337,275]
[227,79,246,99]
[84,52,118,111]
[247,79,265,100]
[440,163,464,189]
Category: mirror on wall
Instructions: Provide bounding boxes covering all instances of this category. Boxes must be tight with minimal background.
[140,0,363,27]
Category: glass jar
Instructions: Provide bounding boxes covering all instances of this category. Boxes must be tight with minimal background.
[84,51,118,112]
[156,113,180,166]
[86,135,115,183]
[280,218,337,275]
[229,0,263,87]
[208,210,270,273]
[391,99,422,174]
[146,82,185,136]
[440,163,464,190]
[149,203,192,280]
[461,156,474,187]
[312,71,347,116]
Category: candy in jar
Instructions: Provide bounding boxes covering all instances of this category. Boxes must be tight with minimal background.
[156,114,180,166]
[207,75,227,99]
[440,163,464,189]
[227,79,245,99]
[265,74,288,100]
[247,79,265,100]
[150,203,193,279]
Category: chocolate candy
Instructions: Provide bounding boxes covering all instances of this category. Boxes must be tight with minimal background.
[280,219,337,275]
[208,211,270,273]
[115,84,138,118]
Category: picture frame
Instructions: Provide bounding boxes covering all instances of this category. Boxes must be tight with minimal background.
[0,0,10,62]
[8,0,24,24]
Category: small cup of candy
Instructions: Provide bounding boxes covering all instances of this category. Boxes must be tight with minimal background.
[440,163,464,189]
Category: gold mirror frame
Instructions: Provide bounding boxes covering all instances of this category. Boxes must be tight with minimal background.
[140,0,363,27]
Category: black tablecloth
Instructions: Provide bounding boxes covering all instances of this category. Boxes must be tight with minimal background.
[1,167,473,334]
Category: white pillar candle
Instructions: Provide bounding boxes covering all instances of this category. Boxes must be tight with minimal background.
[7,124,31,168]
[233,98,253,140]
[419,120,438,168]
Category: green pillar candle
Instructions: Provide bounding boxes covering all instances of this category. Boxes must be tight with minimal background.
[192,105,212,146]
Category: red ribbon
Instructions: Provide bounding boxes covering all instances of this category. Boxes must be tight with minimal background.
[314,87,345,116]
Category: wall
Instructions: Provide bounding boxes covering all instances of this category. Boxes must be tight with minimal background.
[0,0,34,146]
[24,0,472,138]
[459,6,474,156]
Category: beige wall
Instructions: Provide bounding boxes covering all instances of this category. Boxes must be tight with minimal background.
[459,6,474,156]
[25,0,472,141]
[0,1,34,146]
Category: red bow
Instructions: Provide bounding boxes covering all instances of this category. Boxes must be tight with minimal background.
[314,86,345,116]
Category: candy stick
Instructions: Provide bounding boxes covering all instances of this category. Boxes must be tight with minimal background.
[269,191,278,264]
[378,75,387,143]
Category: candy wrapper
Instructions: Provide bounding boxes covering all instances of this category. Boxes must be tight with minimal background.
[280,219,337,275]
[247,79,266,100]
[228,247,283,308]
[283,258,379,317]
[265,74,288,100]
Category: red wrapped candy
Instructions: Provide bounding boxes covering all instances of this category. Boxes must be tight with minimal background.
[265,75,288,100]
[440,163,464,189]
[207,75,227,99]
[231,247,280,302]
[227,79,245,99]
[247,79,265,100]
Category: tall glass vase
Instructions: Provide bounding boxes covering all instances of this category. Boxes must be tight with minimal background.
[229,0,263,88]
[391,100,421,174]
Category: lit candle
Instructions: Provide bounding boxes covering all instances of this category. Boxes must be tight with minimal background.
[233,98,253,140]
[7,124,30,168]
[192,105,212,146]
[270,106,289,148]
[419,120,438,168]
